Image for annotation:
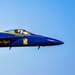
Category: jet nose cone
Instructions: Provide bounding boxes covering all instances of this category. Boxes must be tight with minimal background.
[57,40,64,45]
[46,37,64,46]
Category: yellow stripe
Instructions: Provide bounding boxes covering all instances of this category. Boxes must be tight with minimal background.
[0,31,31,36]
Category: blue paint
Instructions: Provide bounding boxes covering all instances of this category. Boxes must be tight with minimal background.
[0,29,63,47]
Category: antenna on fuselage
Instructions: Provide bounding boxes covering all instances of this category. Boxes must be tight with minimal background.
[38,46,40,50]
[9,47,12,50]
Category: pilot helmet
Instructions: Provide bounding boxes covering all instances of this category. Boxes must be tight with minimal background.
[17,30,20,33]
[15,29,21,34]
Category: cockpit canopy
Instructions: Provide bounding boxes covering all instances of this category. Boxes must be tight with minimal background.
[5,29,34,35]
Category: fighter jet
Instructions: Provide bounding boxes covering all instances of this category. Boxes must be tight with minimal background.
[0,29,64,49]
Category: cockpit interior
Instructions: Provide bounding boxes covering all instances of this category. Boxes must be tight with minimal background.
[5,29,34,35]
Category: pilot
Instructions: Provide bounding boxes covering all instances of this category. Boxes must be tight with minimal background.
[22,30,29,35]
[14,30,21,34]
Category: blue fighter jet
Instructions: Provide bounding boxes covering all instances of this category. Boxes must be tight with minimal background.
[0,29,64,49]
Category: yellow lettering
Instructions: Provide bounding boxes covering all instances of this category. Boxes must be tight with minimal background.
[0,40,10,45]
